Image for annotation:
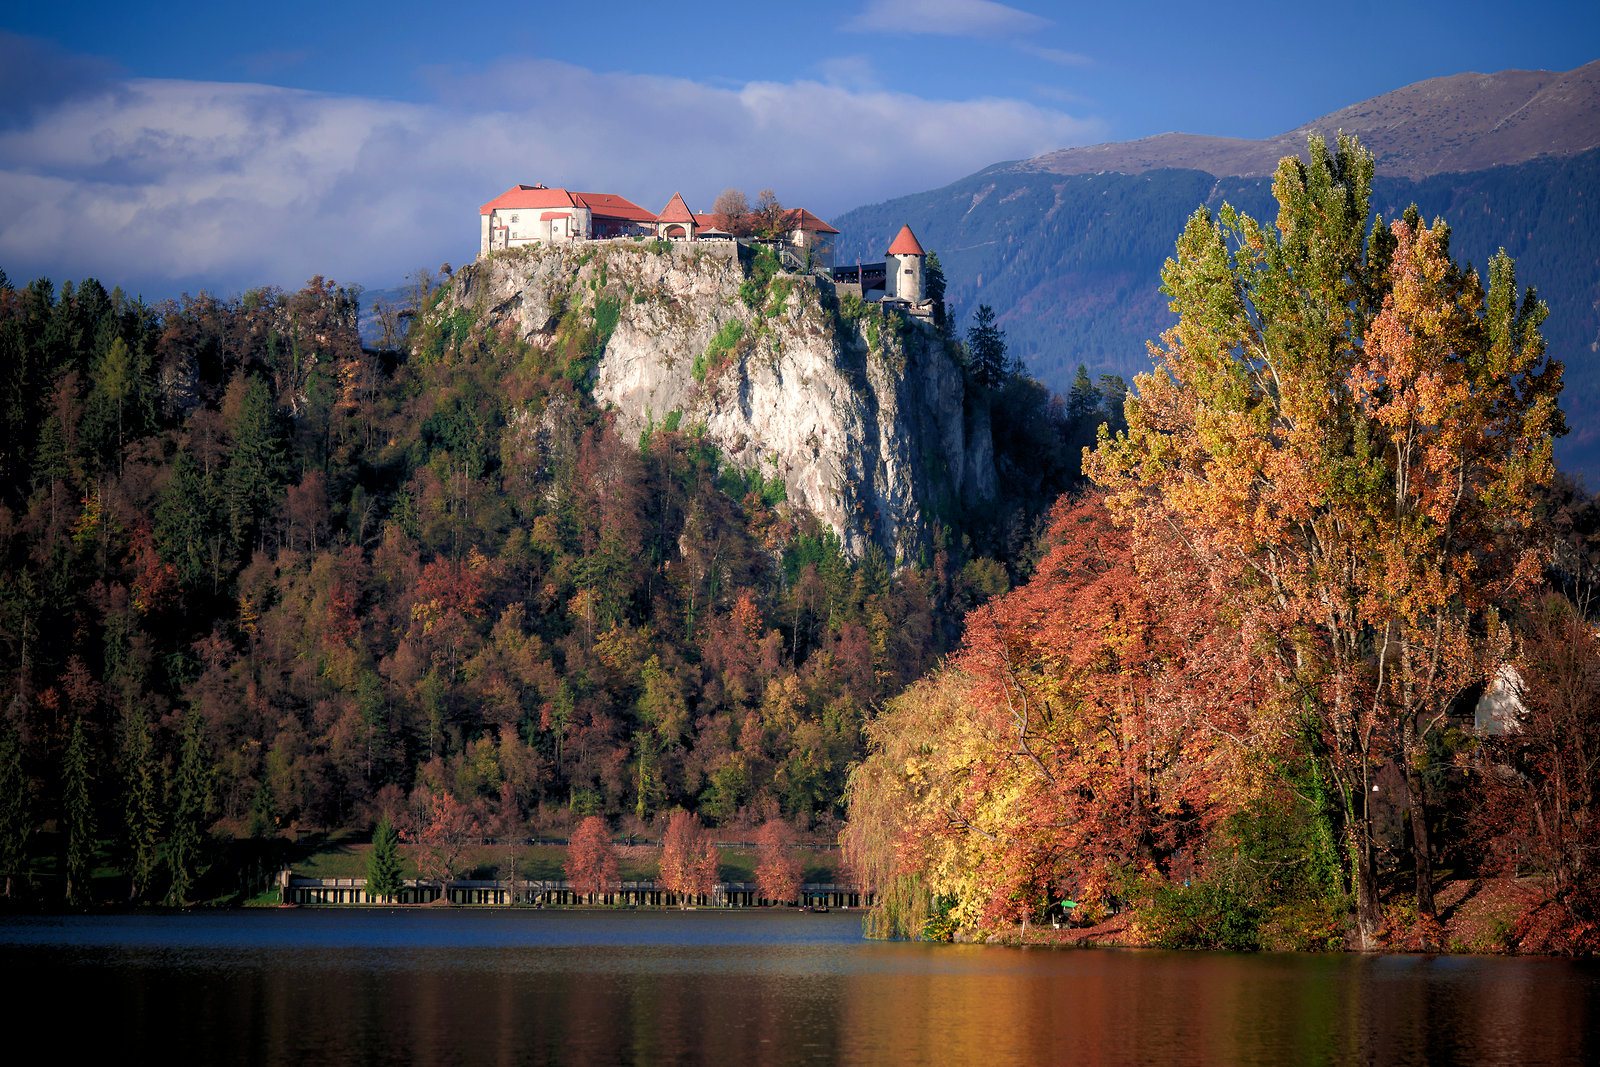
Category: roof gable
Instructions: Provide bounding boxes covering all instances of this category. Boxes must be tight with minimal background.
[658,192,695,223]
[783,207,840,235]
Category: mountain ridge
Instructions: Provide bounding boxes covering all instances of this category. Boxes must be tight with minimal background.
[1020,60,1600,179]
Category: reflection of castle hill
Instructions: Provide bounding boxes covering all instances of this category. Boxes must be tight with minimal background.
[281,870,873,908]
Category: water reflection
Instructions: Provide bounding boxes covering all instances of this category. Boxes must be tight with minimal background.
[3,911,1597,1065]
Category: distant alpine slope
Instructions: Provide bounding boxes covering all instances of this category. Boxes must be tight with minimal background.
[833,61,1600,481]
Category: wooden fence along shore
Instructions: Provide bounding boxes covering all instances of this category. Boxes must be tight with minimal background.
[281,872,871,909]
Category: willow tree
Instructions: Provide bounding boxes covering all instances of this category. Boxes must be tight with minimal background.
[1087,134,1562,948]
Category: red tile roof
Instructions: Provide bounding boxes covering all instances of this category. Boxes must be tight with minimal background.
[572,191,658,223]
[691,213,726,231]
[481,185,658,224]
[886,224,924,255]
[657,192,696,223]
[480,184,576,215]
[783,207,840,235]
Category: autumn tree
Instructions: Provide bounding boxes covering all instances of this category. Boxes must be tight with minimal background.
[753,189,790,243]
[659,809,719,905]
[754,819,803,904]
[565,814,619,901]
[408,791,479,896]
[366,813,405,901]
[712,189,752,237]
[844,495,1259,936]
[1086,134,1562,946]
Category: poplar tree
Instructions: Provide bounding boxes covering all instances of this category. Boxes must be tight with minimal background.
[366,814,404,901]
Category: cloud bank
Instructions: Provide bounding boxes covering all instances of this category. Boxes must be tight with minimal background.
[0,45,1099,296]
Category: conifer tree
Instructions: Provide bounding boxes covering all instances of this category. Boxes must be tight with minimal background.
[121,708,164,903]
[965,304,1008,388]
[366,813,404,901]
[63,713,95,906]
[166,712,215,906]
[0,719,32,899]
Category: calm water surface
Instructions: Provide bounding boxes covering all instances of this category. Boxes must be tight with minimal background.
[3,909,1598,1065]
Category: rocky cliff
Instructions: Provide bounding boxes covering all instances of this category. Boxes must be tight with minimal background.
[439,240,995,560]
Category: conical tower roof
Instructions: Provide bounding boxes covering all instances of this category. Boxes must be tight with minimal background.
[886,224,925,256]
[658,192,695,223]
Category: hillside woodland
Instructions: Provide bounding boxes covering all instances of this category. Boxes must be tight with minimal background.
[0,245,1106,905]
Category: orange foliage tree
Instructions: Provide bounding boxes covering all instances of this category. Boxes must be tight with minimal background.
[406,790,480,895]
[658,809,719,904]
[565,815,619,900]
[844,494,1265,936]
[754,819,803,904]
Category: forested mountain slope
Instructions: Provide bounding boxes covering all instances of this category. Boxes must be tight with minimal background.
[0,247,1108,902]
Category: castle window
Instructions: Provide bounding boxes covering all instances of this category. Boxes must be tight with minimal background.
[511,215,519,223]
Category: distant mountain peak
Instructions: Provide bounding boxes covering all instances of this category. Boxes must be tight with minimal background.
[1020,59,1600,179]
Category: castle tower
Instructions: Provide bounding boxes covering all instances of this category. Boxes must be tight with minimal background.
[885,224,925,303]
[657,192,696,241]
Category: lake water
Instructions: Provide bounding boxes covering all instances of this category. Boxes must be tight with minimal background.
[3,909,1598,1065]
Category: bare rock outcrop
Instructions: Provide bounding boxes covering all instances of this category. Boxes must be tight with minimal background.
[440,241,995,560]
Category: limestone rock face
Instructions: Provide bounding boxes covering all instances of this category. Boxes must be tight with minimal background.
[441,241,996,560]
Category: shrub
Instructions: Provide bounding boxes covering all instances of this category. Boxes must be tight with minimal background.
[693,319,745,382]
[1141,879,1261,951]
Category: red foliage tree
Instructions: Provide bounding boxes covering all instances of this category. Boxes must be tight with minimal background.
[659,809,719,905]
[754,819,803,904]
[405,790,480,896]
[565,814,619,900]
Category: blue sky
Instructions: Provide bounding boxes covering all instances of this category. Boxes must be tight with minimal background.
[2,0,1596,297]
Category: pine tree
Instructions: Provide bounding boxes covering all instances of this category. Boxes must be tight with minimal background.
[166,712,215,906]
[966,304,1008,388]
[63,714,96,906]
[366,813,404,901]
[0,719,32,899]
[121,708,164,903]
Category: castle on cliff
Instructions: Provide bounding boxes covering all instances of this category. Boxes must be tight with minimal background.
[476,183,932,316]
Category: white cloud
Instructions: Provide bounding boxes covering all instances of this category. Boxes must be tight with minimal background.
[0,57,1102,295]
[845,0,1050,37]
[813,55,881,92]
[1017,43,1092,67]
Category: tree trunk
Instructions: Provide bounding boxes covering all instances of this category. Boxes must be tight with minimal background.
[1403,757,1436,918]
[1346,783,1384,950]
